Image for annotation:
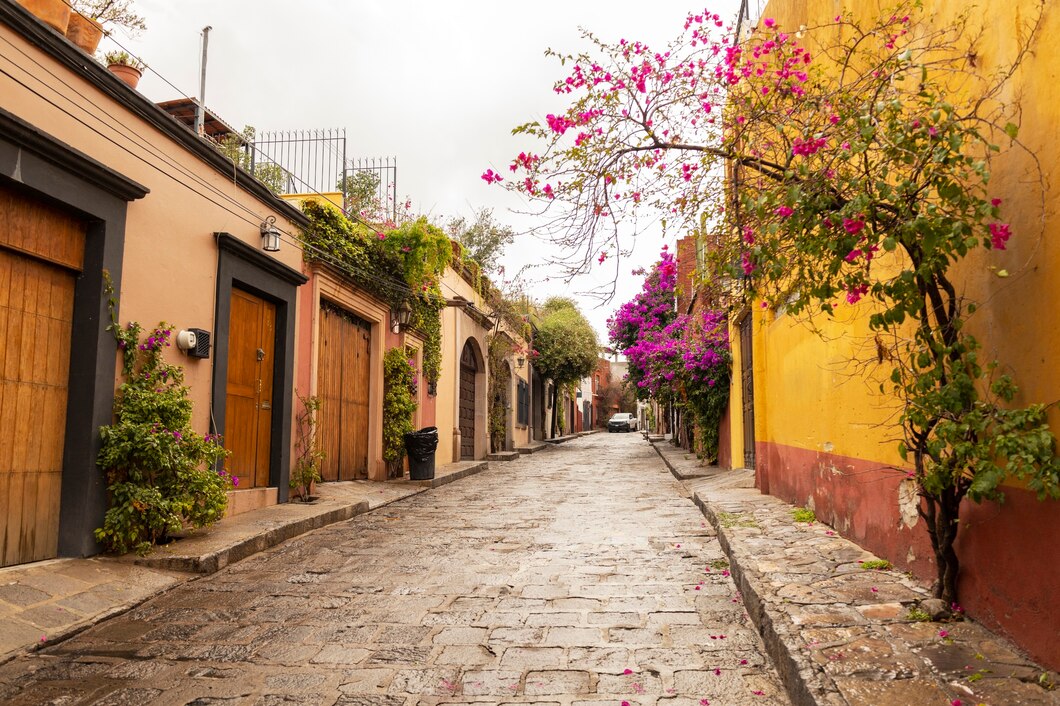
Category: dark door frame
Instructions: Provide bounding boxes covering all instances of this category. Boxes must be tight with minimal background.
[0,108,148,558]
[211,233,307,502]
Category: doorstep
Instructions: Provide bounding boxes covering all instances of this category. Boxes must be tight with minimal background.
[486,451,520,462]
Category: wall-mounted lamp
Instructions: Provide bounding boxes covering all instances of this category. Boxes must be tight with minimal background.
[260,215,281,252]
[391,299,413,334]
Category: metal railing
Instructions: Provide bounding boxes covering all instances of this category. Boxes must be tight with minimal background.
[252,128,398,222]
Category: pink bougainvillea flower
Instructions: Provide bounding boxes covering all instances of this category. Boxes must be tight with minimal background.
[991,198,1003,206]
[714,668,722,676]
[623,669,633,675]
[741,251,756,275]
[740,659,749,665]
[481,169,503,184]
[938,629,950,638]
[775,205,794,218]
[989,222,1011,250]
[599,251,608,264]
[753,691,766,696]
[951,700,961,706]
[701,700,711,705]
[763,17,776,27]
[846,283,869,304]
[843,218,865,235]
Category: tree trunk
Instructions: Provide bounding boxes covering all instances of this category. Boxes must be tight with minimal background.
[550,384,559,439]
[921,489,961,606]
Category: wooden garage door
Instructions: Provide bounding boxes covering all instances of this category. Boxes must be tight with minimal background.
[224,288,276,489]
[0,183,84,568]
[317,301,371,481]
[459,342,477,460]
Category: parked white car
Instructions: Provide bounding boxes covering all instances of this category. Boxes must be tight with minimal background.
[607,413,638,433]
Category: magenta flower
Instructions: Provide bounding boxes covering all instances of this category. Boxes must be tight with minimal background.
[989,222,1011,250]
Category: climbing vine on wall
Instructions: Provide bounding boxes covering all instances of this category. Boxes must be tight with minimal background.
[301,200,450,387]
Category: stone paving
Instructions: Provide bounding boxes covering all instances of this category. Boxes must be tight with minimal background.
[653,441,1060,706]
[0,434,790,706]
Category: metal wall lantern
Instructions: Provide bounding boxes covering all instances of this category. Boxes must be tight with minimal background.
[260,215,281,252]
[516,356,526,369]
[391,299,413,333]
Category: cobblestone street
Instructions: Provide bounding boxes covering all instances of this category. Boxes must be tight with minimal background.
[0,434,789,706]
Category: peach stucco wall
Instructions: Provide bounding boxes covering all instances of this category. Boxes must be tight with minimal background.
[0,22,304,459]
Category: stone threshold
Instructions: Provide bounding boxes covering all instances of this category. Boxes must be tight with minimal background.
[486,451,520,462]
[515,441,549,454]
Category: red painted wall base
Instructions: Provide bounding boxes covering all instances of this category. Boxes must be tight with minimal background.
[757,440,1060,671]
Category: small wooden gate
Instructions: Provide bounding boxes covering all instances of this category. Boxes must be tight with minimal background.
[317,301,371,481]
[0,183,84,567]
[224,288,276,489]
[459,342,477,460]
[739,313,756,469]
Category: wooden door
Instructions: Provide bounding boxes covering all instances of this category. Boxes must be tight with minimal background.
[225,288,276,489]
[317,301,371,481]
[0,183,83,568]
[740,313,755,469]
[459,342,477,460]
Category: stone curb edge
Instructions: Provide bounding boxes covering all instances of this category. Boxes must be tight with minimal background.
[133,499,374,575]
[648,440,845,706]
[1,461,495,667]
[692,492,846,706]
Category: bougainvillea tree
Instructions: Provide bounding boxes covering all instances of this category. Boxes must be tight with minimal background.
[496,3,1057,604]
[609,250,730,460]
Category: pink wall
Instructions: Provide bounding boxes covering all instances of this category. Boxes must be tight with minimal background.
[758,441,1060,670]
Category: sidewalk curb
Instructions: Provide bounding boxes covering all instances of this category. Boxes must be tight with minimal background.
[649,440,838,705]
[0,460,495,667]
[132,500,372,575]
[393,461,489,489]
[691,492,843,706]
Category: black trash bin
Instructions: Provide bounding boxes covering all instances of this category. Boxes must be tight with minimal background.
[404,426,439,480]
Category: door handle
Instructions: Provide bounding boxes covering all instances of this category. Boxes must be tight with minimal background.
[261,401,271,410]
[256,347,265,361]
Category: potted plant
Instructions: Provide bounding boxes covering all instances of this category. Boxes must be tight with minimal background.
[102,50,145,89]
[13,0,71,34]
[67,1,147,55]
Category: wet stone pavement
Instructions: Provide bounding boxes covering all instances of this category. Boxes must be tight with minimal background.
[0,433,790,706]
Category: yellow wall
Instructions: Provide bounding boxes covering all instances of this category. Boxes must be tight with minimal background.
[730,0,1060,474]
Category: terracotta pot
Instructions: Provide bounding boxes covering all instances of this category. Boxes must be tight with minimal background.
[66,13,104,54]
[14,0,70,34]
[108,63,142,89]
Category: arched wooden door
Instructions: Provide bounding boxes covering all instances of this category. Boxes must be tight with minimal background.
[459,341,478,460]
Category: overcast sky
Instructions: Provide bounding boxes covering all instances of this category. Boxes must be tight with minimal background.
[116,0,751,341]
